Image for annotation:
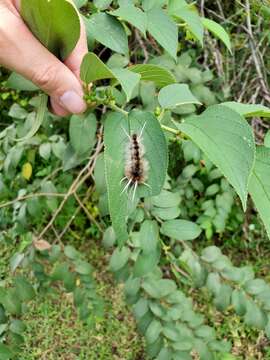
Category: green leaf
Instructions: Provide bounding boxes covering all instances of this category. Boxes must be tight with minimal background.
[160,219,201,241]
[64,245,80,260]
[134,253,159,277]
[142,278,177,299]
[111,4,147,36]
[104,112,129,245]
[177,105,256,210]
[80,53,140,101]
[10,319,26,335]
[168,1,204,45]
[14,276,35,302]
[0,344,13,360]
[74,260,92,275]
[69,113,97,155]
[158,84,201,109]
[147,8,178,60]
[248,146,270,238]
[140,220,159,254]
[40,181,58,212]
[13,94,48,142]
[152,190,180,208]
[81,53,115,83]
[21,0,80,59]
[221,101,270,118]
[102,226,116,248]
[201,18,231,52]
[244,279,267,295]
[7,72,38,91]
[231,289,247,316]
[130,64,176,88]
[51,263,70,282]
[109,247,131,272]
[134,221,160,277]
[152,206,180,220]
[244,300,267,329]
[111,68,141,101]
[157,348,173,360]
[104,110,167,244]
[145,319,163,344]
[94,0,112,9]
[201,246,222,263]
[85,13,128,55]
[214,284,232,312]
[1,289,22,316]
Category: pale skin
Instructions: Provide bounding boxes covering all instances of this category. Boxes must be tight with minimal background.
[0,0,87,116]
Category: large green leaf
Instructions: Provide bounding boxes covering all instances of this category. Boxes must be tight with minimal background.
[110,4,147,36]
[85,13,128,55]
[146,8,178,60]
[158,84,201,109]
[130,64,176,88]
[221,102,270,118]
[177,105,256,210]
[104,110,168,245]
[248,146,270,238]
[80,53,140,101]
[21,0,80,60]
[104,111,129,245]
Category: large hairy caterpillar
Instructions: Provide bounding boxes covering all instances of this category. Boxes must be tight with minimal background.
[120,123,150,200]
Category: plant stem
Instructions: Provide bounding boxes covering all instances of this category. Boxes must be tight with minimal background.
[161,124,180,135]
[109,103,128,116]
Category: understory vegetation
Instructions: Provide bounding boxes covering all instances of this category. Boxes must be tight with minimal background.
[1,0,270,359]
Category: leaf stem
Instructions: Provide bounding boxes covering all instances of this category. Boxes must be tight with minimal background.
[161,124,180,135]
[109,103,128,116]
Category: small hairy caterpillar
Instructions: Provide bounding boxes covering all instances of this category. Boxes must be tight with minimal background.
[120,123,150,200]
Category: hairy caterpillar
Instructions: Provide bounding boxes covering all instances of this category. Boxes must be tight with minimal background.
[120,123,150,200]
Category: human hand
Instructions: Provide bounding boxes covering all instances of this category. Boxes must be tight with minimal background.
[0,0,87,116]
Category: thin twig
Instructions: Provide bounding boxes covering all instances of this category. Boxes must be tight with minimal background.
[37,132,103,240]
[134,29,149,64]
[74,192,104,233]
[0,193,66,209]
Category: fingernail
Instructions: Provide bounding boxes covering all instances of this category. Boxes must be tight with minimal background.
[60,90,86,114]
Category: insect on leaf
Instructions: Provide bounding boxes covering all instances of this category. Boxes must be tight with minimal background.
[104,110,168,245]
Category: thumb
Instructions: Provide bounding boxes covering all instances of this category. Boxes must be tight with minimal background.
[0,12,86,115]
